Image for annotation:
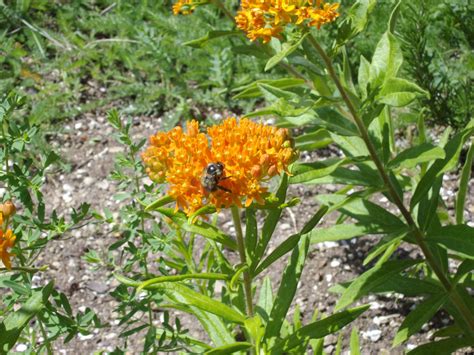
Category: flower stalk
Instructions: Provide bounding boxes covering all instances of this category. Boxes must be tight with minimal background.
[307,33,474,334]
[231,205,254,317]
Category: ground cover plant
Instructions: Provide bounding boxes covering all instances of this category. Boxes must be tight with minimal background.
[0,0,473,353]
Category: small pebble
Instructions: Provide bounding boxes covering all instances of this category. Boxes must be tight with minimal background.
[330,259,341,268]
[362,329,382,342]
[16,344,27,352]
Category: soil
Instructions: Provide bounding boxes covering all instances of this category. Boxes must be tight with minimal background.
[10,107,474,354]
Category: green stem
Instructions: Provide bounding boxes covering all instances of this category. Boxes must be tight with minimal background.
[210,0,235,22]
[231,205,253,317]
[307,33,474,334]
[0,266,47,273]
[38,319,53,355]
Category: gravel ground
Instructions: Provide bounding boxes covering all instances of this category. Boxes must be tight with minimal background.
[11,109,474,354]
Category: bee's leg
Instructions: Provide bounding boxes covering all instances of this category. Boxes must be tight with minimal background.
[217,185,232,193]
[220,176,231,181]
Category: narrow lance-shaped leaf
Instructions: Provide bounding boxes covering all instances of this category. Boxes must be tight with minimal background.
[265,33,308,71]
[156,208,237,250]
[271,305,370,354]
[407,336,474,355]
[393,293,448,346]
[335,259,421,311]
[254,174,288,264]
[183,30,241,48]
[387,143,445,170]
[411,124,474,209]
[115,276,245,325]
[205,342,253,355]
[232,78,305,99]
[427,225,474,260]
[263,234,310,343]
[455,139,474,224]
[350,327,361,355]
[254,205,328,276]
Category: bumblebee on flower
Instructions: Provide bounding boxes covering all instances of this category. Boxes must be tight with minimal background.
[142,118,297,215]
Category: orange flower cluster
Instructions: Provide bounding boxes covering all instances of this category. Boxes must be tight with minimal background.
[142,118,297,215]
[172,0,197,15]
[0,200,16,270]
[236,0,340,43]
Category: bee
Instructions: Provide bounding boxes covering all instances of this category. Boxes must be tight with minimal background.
[201,162,231,193]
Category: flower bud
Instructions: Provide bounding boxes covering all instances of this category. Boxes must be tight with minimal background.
[1,200,16,219]
[251,165,262,179]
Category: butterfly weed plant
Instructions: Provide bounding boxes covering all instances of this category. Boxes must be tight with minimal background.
[104,0,474,353]
[0,93,101,353]
[1,0,473,353]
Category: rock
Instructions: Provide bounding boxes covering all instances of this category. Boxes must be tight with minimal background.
[87,281,109,294]
[320,241,339,249]
[362,329,382,342]
[16,344,28,352]
[330,259,341,268]
[83,177,95,186]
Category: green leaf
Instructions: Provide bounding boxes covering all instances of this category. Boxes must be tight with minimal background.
[377,77,428,107]
[407,336,474,355]
[183,30,241,48]
[156,208,237,250]
[255,206,328,276]
[264,234,310,343]
[330,134,369,157]
[205,342,253,354]
[115,276,245,325]
[363,233,405,265]
[311,107,359,136]
[455,139,474,224]
[245,206,258,262]
[265,33,307,71]
[310,223,385,244]
[335,259,421,311]
[427,225,474,260]
[369,32,403,88]
[232,78,305,99]
[294,128,332,151]
[335,0,377,48]
[289,158,349,184]
[194,309,236,346]
[350,327,361,355]
[388,143,445,170]
[0,282,54,352]
[271,305,370,354]
[316,195,407,232]
[255,174,288,264]
[411,126,474,208]
[257,277,274,321]
[358,55,371,99]
[393,293,448,346]
[330,275,443,297]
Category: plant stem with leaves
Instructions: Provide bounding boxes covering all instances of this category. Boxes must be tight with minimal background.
[307,33,474,334]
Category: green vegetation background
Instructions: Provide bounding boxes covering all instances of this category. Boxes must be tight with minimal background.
[1,0,472,128]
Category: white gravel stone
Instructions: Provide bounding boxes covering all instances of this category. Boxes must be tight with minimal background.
[16,344,28,352]
[330,259,341,268]
[78,333,93,341]
[320,241,339,249]
[362,329,382,342]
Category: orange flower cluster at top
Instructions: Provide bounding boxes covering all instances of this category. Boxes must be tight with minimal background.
[235,0,340,43]
[0,200,16,270]
[142,118,297,215]
[172,0,197,15]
